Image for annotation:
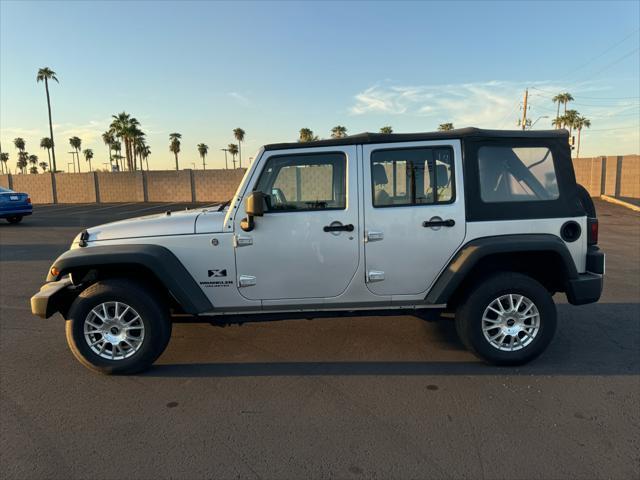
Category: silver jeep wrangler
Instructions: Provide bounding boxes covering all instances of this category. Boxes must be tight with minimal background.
[32,128,604,374]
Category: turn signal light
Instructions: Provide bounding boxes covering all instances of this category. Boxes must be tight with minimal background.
[50,267,60,277]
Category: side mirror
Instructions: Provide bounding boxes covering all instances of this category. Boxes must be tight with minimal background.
[245,191,265,217]
[241,191,265,231]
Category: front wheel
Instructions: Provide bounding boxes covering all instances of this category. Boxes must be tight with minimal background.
[455,272,557,366]
[65,279,172,374]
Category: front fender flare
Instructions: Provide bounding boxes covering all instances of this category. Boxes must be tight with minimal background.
[47,244,213,314]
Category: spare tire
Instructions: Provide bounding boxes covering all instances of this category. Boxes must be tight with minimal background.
[576,184,596,217]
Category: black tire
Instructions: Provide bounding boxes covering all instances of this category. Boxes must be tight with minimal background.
[455,272,557,366]
[6,216,23,224]
[576,184,596,217]
[65,279,172,374]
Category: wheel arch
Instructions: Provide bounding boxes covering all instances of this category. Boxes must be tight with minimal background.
[47,244,213,315]
[427,234,578,308]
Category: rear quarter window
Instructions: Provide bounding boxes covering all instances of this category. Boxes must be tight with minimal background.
[478,146,559,203]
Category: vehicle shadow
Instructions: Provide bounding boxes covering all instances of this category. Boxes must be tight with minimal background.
[145,303,640,378]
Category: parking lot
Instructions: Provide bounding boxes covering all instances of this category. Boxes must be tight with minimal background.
[1,200,638,479]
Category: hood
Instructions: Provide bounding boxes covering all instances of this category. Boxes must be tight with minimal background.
[86,208,210,242]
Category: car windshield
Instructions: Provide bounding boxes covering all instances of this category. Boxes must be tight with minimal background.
[0,186,14,193]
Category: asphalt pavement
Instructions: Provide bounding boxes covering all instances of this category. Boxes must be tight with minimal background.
[1,200,638,479]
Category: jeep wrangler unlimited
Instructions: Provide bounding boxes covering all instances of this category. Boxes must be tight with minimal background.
[31,128,604,374]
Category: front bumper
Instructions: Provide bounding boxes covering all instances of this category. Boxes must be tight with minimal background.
[30,277,73,319]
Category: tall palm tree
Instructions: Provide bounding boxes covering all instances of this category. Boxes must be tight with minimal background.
[169,133,182,170]
[331,125,348,138]
[551,117,564,130]
[83,149,94,171]
[131,126,145,171]
[110,112,141,171]
[227,143,239,169]
[380,126,393,134]
[138,145,151,171]
[575,116,591,159]
[298,128,317,142]
[564,109,579,136]
[13,137,26,153]
[233,128,245,168]
[110,141,122,171]
[0,152,8,174]
[102,130,115,167]
[69,136,82,172]
[197,143,209,170]
[40,137,53,166]
[39,161,48,172]
[36,67,59,172]
[16,151,28,174]
[561,92,574,115]
[28,154,38,174]
[438,123,454,131]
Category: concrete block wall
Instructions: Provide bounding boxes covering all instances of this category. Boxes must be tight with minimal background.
[619,154,639,198]
[193,169,246,202]
[12,172,55,204]
[54,173,97,203]
[146,170,193,202]
[97,172,145,203]
[0,174,11,190]
[572,155,639,198]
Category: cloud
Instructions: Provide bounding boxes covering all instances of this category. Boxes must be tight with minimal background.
[228,92,250,106]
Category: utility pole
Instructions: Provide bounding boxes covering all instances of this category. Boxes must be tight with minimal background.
[521,88,529,131]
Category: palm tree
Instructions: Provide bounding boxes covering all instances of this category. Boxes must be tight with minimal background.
[37,67,59,172]
[197,143,209,170]
[111,141,122,171]
[69,136,82,172]
[298,128,318,142]
[16,151,28,174]
[169,133,181,170]
[331,125,347,138]
[83,148,94,171]
[28,154,38,174]
[233,128,245,168]
[575,116,591,159]
[39,161,48,172]
[380,126,393,134]
[438,123,454,131]
[561,92,574,115]
[40,137,53,166]
[131,126,145,171]
[564,109,580,136]
[102,131,115,167]
[551,117,564,130]
[138,145,151,171]
[13,137,26,153]
[110,112,141,170]
[228,143,239,169]
[0,152,8,174]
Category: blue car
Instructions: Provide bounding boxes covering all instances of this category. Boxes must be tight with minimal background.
[0,186,32,223]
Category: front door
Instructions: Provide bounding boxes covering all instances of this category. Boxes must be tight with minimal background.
[234,146,359,301]
[363,141,466,296]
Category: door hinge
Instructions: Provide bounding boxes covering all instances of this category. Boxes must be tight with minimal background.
[367,270,385,282]
[238,275,256,287]
[365,231,384,242]
[234,235,253,247]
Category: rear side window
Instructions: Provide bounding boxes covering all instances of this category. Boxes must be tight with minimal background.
[371,147,454,207]
[478,146,559,203]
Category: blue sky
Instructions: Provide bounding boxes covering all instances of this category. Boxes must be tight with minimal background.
[1,0,638,171]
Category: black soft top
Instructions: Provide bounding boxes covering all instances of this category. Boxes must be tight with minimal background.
[264,128,569,151]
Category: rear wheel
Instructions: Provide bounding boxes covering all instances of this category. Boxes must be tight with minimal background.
[455,272,556,365]
[65,279,172,374]
[6,216,23,224]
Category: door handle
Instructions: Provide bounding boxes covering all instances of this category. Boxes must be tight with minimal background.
[323,223,354,232]
[422,219,455,228]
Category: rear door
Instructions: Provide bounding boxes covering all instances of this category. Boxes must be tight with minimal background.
[362,141,465,296]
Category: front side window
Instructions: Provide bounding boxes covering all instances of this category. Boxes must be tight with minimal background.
[478,146,558,203]
[254,152,346,211]
[371,147,454,207]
